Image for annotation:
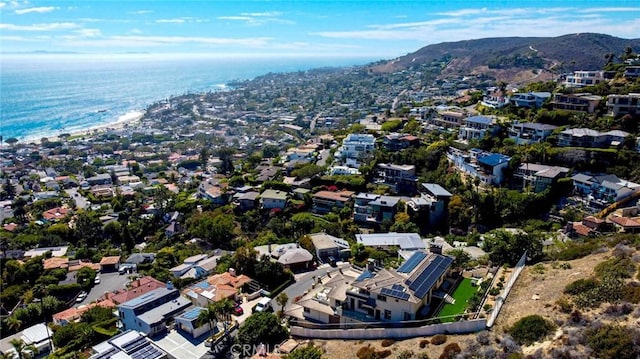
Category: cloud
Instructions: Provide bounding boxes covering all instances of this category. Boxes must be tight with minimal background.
[156,17,208,24]
[217,11,293,26]
[0,3,6,9]
[130,10,153,15]
[240,11,282,17]
[75,28,102,38]
[0,22,80,31]
[578,7,640,13]
[57,35,273,49]
[14,6,57,15]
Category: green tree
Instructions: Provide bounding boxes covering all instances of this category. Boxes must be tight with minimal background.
[197,303,219,340]
[275,292,289,317]
[76,267,97,290]
[237,312,288,349]
[8,339,36,359]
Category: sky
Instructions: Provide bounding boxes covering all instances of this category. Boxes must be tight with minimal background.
[1,0,639,59]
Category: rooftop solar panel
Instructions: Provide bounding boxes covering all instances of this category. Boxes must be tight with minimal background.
[380,287,410,301]
[181,307,204,320]
[406,255,453,299]
[397,251,427,273]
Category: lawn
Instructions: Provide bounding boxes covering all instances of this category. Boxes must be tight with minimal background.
[436,278,478,322]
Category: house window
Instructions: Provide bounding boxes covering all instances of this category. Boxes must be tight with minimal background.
[384,310,391,320]
[303,307,310,313]
[377,295,387,302]
[404,312,411,321]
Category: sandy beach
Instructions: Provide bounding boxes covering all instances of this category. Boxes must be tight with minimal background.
[21,110,145,145]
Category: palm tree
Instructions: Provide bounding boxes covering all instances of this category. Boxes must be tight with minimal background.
[197,304,218,340]
[214,298,235,334]
[5,316,23,333]
[9,339,36,359]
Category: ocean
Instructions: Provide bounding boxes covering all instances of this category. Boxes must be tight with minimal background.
[0,54,373,142]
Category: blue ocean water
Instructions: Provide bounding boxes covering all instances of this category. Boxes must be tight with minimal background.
[0,55,372,141]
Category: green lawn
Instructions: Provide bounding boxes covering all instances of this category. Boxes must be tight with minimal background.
[436,278,477,322]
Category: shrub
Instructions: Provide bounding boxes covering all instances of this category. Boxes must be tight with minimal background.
[378,350,392,358]
[594,257,636,279]
[585,324,639,359]
[381,339,395,347]
[397,350,414,359]
[419,339,429,348]
[564,278,598,295]
[357,345,376,359]
[621,282,640,303]
[508,315,556,345]
[416,354,429,359]
[431,334,447,345]
[555,296,573,313]
[439,343,461,359]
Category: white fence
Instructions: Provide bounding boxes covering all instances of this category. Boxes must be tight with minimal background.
[290,319,487,340]
[487,251,527,327]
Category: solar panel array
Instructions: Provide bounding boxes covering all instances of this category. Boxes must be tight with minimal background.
[130,345,164,359]
[406,255,453,298]
[355,270,375,282]
[380,287,410,301]
[121,335,148,352]
[397,251,427,273]
[182,307,204,320]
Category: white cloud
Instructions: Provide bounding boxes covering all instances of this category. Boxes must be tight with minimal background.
[579,7,640,13]
[130,10,153,15]
[57,35,273,49]
[75,28,102,38]
[0,22,80,31]
[0,35,45,42]
[0,3,6,9]
[217,11,293,25]
[156,19,186,23]
[240,11,282,17]
[14,6,57,15]
[130,28,143,34]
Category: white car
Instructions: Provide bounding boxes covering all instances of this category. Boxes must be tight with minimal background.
[94,275,101,284]
[76,291,87,302]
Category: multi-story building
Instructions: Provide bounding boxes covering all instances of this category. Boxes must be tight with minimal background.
[514,163,569,192]
[447,147,511,185]
[260,189,288,209]
[508,122,557,145]
[407,183,453,232]
[353,193,400,225]
[382,133,420,151]
[572,173,640,205]
[312,190,354,214]
[563,70,606,88]
[458,116,495,141]
[295,251,453,324]
[624,66,640,79]
[551,93,601,113]
[375,163,418,195]
[89,330,169,359]
[117,284,191,336]
[337,133,375,168]
[606,93,640,117]
[309,232,350,262]
[510,92,551,108]
[557,128,629,148]
[429,109,467,129]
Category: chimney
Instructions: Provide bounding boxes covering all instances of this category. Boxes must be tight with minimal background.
[167,281,174,290]
[229,268,236,277]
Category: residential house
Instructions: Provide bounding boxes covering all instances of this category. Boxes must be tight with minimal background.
[182,270,253,307]
[447,147,511,185]
[106,276,166,305]
[514,164,569,192]
[356,233,426,252]
[0,323,54,357]
[572,173,640,205]
[429,109,467,129]
[53,299,115,326]
[312,190,354,214]
[563,70,607,88]
[564,216,606,238]
[309,232,350,262]
[295,251,453,324]
[86,173,113,186]
[24,246,69,258]
[558,128,630,148]
[337,133,375,168]
[277,247,314,270]
[198,179,227,206]
[89,330,169,359]
[353,193,400,225]
[608,216,640,233]
[624,66,640,79]
[510,92,551,108]
[124,253,156,266]
[117,285,191,336]
[458,116,495,141]
[407,183,453,233]
[328,165,361,176]
[99,256,120,272]
[606,93,640,117]
[551,93,601,113]
[508,122,558,145]
[382,133,420,151]
[236,191,260,211]
[375,163,418,195]
[260,189,288,210]
[174,307,211,339]
[169,254,212,279]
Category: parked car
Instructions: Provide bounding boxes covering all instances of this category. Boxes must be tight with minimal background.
[76,291,87,302]
[233,302,244,315]
[94,275,101,284]
[252,297,272,313]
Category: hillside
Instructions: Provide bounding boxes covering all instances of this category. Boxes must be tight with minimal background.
[370,33,640,83]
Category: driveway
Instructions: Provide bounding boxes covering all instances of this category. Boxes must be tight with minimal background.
[65,188,89,209]
[78,272,129,304]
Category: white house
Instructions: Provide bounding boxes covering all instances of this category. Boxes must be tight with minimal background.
[118,285,191,336]
[260,189,288,209]
[337,133,375,168]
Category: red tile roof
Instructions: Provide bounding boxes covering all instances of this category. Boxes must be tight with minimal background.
[99,256,121,265]
[52,299,115,324]
[609,216,640,228]
[42,207,69,221]
[107,276,166,304]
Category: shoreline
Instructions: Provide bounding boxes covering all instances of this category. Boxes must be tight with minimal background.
[18,110,145,145]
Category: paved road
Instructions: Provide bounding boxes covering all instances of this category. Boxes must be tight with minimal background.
[65,188,89,210]
[78,272,129,304]
[316,149,330,167]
